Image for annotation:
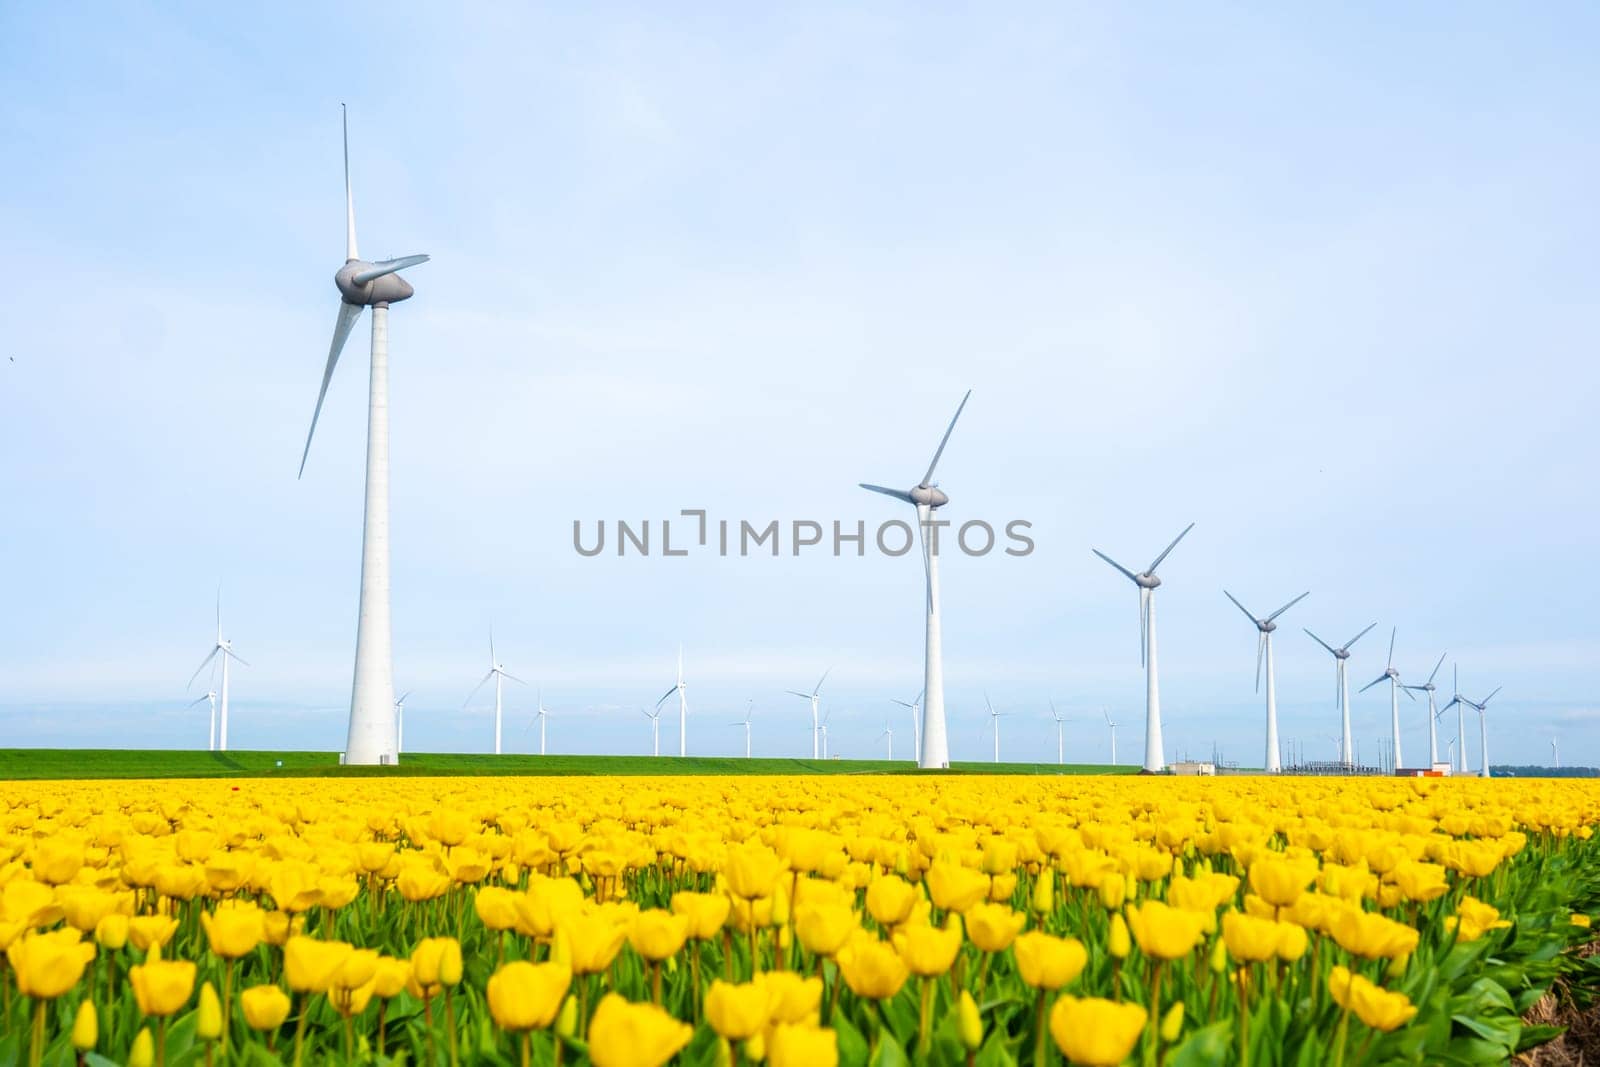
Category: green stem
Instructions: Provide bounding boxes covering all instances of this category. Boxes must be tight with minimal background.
[919,977,934,1052]
[1330,1003,1351,1067]
[521,1032,531,1067]
[158,1017,168,1067]
[1146,960,1164,1067]
[30,999,44,1067]
[221,959,233,1054]
[292,995,308,1067]
[1034,988,1049,1066]
[1238,970,1251,1067]
[446,988,459,1067]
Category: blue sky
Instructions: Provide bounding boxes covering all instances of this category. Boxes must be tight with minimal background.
[1,4,1596,766]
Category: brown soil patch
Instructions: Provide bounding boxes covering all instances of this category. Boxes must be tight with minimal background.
[1517,942,1600,1066]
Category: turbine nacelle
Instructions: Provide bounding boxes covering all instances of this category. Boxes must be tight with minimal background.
[1136,573,1161,590]
[910,485,949,508]
[335,262,417,306]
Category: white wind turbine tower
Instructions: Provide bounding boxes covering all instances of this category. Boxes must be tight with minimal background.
[1222,589,1310,774]
[187,690,218,752]
[641,706,663,757]
[1359,628,1413,769]
[1303,622,1376,766]
[1552,736,1560,770]
[532,687,550,756]
[655,647,689,756]
[1402,654,1448,767]
[394,691,410,753]
[1102,708,1119,766]
[464,634,525,755]
[730,701,754,759]
[1093,523,1194,773]
[820,708,836,759]
[786,669,831,760]
[1467,687,1500,779]
[1050,701,1067,766]
[982,693,1005,763]
[860,390,973,770]
[187,594,247,752]
[891,690,924,762]
[297,106,430,766]
[878,717,894,760]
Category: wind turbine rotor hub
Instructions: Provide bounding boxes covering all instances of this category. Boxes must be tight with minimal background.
[1334,649,1350,660]
[1260,620,1276,633]
[1136,573,1161,590]
[910,485,948,508]
[335,262,416,306]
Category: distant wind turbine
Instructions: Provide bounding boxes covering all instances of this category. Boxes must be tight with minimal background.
[1304,622,1376,765]
[859,391,973,769]
[655,647,689,756]
[1467,686,1500,779]
[296,105,430,766]
[878,717,894,760]
[1222,589,1310,773]
[1552,736,1560,770]
[730,701,754,759]
[1402,653,1448,766]
[787,670,831,760]
[820,708,835,760]
[891,690,924,760]
[187,593,247,752]
[187,690,218,752]
[1103,708,1118,766]
[641,706,663,757]
[464,633,524,755]
[1093,524,1195,772]
[1359,628,1413,768]
[982,693,1005,763]
[1050,701,1067,765]
[532,687,550,756]
[394,691,411,753]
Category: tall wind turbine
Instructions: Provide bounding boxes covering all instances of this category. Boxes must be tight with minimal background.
[1093,523,1195,773]
[464,634,524,755]
[1304,622,1376,765]
[1222,589,1310,773]
[641,706,663,757]
[655,647,689,757]
[1552,736,1560,770]
[1050,701,1067,766]
[878,717,894,760]
[1402,654,1447,767]
[187,691,218,752]
[297,105,430,766]
[730,701,754,759]
[533,687,550,756]
[1467,686,1500,779]
[982,693,1005,763]
[820,708,835,759]
[891,690,924,761]
[394,690,411,753]
[859,390,973,770]
[1359,628,1413,768]
[1103,708,1118,766]
[787,669,831,760]
[187,595,247,752]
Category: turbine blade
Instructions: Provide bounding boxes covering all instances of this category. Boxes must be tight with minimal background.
[656,687,677,708]
[1426,652,1446,687]
[813,668,831,697]
[891,700,913,708]
[786,691,812,700]
[352,254,430,286]
[1358,675,1387,693]
[1139,588,1149,668]
[1147,522,1195,574]
[1481,686,1501,705]
[186,694,210,708]
[502,671,527,686]
[343,104,358,260]
[859,483,915,504]
[463,671,494,708]
[397,691,412,704]
[1342,622,1378,651]
[920,389,972,487]
[1266,591,1310,622]
[1092,549,1140,584]
[1223,589,1259,626]
[298,301,365,478]
[1254,633,1264,693]
[224,648,249,668]
[1303,629,1338,656]
[1401,686,1416,702]
[1386,627,1395,668]
[187,647,220,691]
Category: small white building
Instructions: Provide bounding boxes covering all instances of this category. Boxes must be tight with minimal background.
[1170,760,1216,776]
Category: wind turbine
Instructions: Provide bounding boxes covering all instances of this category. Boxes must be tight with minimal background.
[394,690,411,753]
[1304,622,1377,765]
[1402,653,1448,767]
[1359,628,1413,768]
[1222,589,1310,773]
[878,717,894,760]
[891,690,924,761]
[1103,708,1118,766]
[1552,736,1560,770]
[532,687,550,756]
[655,647,689,757]
[820,708,835,759]
[187,594,247,752]
[1446,735,1457,770]
[464,634,524,755]
[859,390,973,770]
[982,693,1005,763]
[787,669,831,760]
[1092,523,1195,772]
[730,701,754,759]
[296,105,430,766]
[641,706,663,757]
[1050,701,1067,765]
[1466,686,1500,779]
[187,691,218,752]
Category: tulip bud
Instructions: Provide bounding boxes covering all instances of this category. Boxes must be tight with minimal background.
[438,940,463,986]
[197,982,223,1040]
[957,990,983,1051]
[1209,936,1228,974]
[1098,875,1126,910]
[1161,1001,1184,1042]
[556,994,578,1038]
[1385,951,1409,981]
[71,1000,97,1052]
[714,1038,733,1067]
[552,928,573,967]
[129,1028,155,1067]
[770,883,791,926]
[742,1031,766,1062]
[95,914,129,951]
[1108,914,1131,959]
[1125,872,1138,902]
[1030,873,1054,916]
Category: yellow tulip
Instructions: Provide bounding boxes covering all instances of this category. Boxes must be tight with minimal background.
[1247,855,1317,908]
[760,971,823,1024]
[200,904,263,959]
[71,999,97,1051]
[794,901,857,957]
[8,929,96,999]
[1328,965,1419,1031]
[628,908,691,962]
[368,957,412,999]
[965,902,1027,953]
[33,838,84,885]
[475,885,521,932]
[397,861,452,903]
[240,984,292,1030]
[56,887,122,934]
[837,939,910,1000]
[197,981,222,1040]
[725,841,786,900]
[1221,911,1280,963]
[1031,871,1055,915]
[769,1022,838,1067]
[285,936,353,994]
[1108,913,1131,960]
[1125,900,1205,960]
[865,876,918,927]
[128,1027,155,1067]
[957,990,983,1050]
[1050,995,1147,1066]
[1328,906,1419,960]
[94,914,129,951]
[486,960,571,1031]
[1013,931,1088,990]
[706,978,774,1040]
[1160,1000,1185,1043]
[893,921,962,977]
[127,915,179,954]
[926,860,989,913]
[130,958,196,1017]
[670,891,732,940]
[558,910,629,976]
[587,992,694,1067]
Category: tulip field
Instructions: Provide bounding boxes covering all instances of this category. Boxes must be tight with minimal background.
[2,775,1599,1066]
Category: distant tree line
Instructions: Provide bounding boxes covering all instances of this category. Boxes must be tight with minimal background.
[1489,765,1599,779]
